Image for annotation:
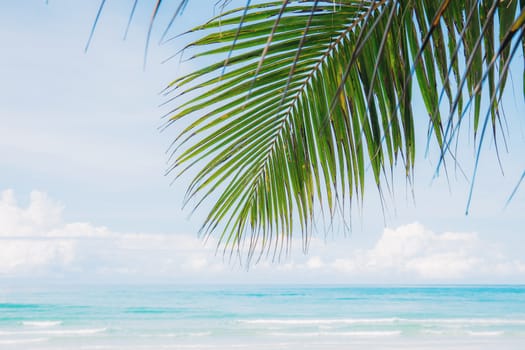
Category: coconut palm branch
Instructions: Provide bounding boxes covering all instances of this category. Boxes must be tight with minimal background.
[158,0,524,260]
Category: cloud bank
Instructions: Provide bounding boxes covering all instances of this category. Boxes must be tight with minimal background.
[0,189,218,280]
[0,189,523,283]
[313,223,525,280]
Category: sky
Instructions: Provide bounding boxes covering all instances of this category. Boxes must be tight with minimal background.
[0,0,524,285]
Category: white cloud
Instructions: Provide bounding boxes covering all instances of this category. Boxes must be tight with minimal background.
[0,189,220,279]
[317,222,524,280]
[365,223,483,278]
[252,223,525,282]
[0,240,75,275]
[306,256,324,269]
[0,189,63,236]
[0,190,523,283]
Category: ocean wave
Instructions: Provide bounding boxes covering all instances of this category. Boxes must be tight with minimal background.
[241,318,400,325]
[430,319,525,325]
[188,332,212,337]
[466,331,505,337]
[0,337,48,345]
[421,330,445,335]
[22,320,62,327]
[268,331,402,337]
[422,329,506,337]
[138,332,211,338]
[240,318,525,326]
[0,328,107,336]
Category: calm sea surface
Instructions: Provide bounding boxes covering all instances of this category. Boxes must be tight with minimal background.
[0,285,524,349]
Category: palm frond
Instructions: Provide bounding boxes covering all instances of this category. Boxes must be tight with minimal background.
[164,0,524,260]
[85,0,107,52]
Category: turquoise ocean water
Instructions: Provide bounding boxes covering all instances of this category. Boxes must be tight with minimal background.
[0,285,524,349]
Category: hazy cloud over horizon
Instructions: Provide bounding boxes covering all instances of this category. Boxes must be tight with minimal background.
[1,189,523,284]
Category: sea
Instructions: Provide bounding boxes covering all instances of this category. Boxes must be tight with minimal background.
[0,285,524,349]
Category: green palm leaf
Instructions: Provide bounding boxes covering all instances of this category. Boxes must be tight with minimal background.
[162,0,524,260]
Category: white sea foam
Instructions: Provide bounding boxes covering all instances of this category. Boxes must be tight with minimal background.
[139,332,211,338]
[0,327,107,336]
[241,318,400,325]
[333,331,401,337]
[427,318,525,325]
[189,332,212,337]
[268,331,402,337]
[421,330,445,335]
[467,331,505,337]
[22,320,62,327]
[0,337,48,345]
[138,333,180,338]
[241,318,525,326]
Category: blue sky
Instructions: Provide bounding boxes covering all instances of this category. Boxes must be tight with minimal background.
[1,0,524,284]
